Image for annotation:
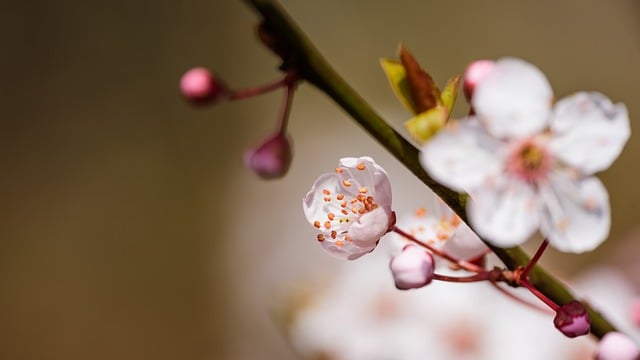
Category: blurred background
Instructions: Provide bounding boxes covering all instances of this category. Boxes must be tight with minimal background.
[2,1,639,359]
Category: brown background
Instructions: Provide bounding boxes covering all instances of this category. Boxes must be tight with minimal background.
[2,1,639,359]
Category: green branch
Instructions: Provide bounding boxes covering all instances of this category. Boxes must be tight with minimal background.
[243,0,616,338]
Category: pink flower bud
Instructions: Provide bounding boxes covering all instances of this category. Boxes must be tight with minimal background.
[244,133,293,180]
[180,67,226,105]
[389,245,435,290]
[596,332,640,360]
[553,300,590,338]
[463,60,495,102]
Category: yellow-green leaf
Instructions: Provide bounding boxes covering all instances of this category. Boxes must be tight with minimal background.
[440,75,461,117]
[380,58,418,114]
[404,106,448,144]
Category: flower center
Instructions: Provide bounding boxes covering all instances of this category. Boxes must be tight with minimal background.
[312,166,381,247]
[506,139,552,182]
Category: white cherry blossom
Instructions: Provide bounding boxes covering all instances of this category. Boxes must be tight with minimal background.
[303,156,394,260]
[389,197,488,264]
[421,58,630,252]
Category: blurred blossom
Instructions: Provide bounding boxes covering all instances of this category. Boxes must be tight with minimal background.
[303,157,393,260]
[596,332,640,360]
[421,57,630,253]
[283,246,595,360]
[574,267,640,345]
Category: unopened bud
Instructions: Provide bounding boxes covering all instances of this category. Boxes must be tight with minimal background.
[389,245,435,290]
[553,300,590,338]
[463,60,495,102]
[596,332,640,360]
[180,67,226,105]
[244,133,293,180]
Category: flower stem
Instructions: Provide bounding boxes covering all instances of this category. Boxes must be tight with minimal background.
[243,0,617,339]
[227,73,296,101]
[277,80,297,134]
[433,272,491,283]
[521,239,549,280]
[520,279,561,312]
[490,282,552,314]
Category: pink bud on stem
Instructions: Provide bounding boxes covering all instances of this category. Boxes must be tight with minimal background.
[180,67,227,105]
[462,60,495,102]
[244,132,293,180]
[553,300,590,338]
[389,245,435,290]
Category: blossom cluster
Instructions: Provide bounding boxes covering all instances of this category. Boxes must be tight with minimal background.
[299,58,636,354]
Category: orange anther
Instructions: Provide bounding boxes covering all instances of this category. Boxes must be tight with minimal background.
[322,189,331,195]
[356,163,366,171]
[324,196,331,202]
[359,187,368,194]
[450,215,461,227]
[342,179,352,187]
[317,234,325,242]
[415,207,427,217]
[341,209,349,215]
[336,194,345,200]
[313,221,321,228]
[340,201,347,208]
[335,240,344,247]
[330,231,337,239]
[324,221,331,229]
[335,167,343,174]
[327,213,335,220]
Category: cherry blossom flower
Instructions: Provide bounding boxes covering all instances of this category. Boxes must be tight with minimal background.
[390,198,488,264]
[421,57,630,252]
[303,157,394,260]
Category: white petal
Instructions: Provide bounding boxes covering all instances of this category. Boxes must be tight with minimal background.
[421,119,504,192]
[549,92,630,174]
[349,207,390,247]
[302,173,341,225]
[338,156,393,209]
[539,172,610,253]
[442,221,488,261]
[473,57,553,139]
[467,177,539,247]
[321,241,376,261]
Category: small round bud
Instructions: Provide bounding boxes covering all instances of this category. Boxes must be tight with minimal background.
[596,332,640,360]
[180,67,226,104]
[463,60,495,102]
[244,133,293,180]
[553,300,590,338]
[389,245,435,290]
